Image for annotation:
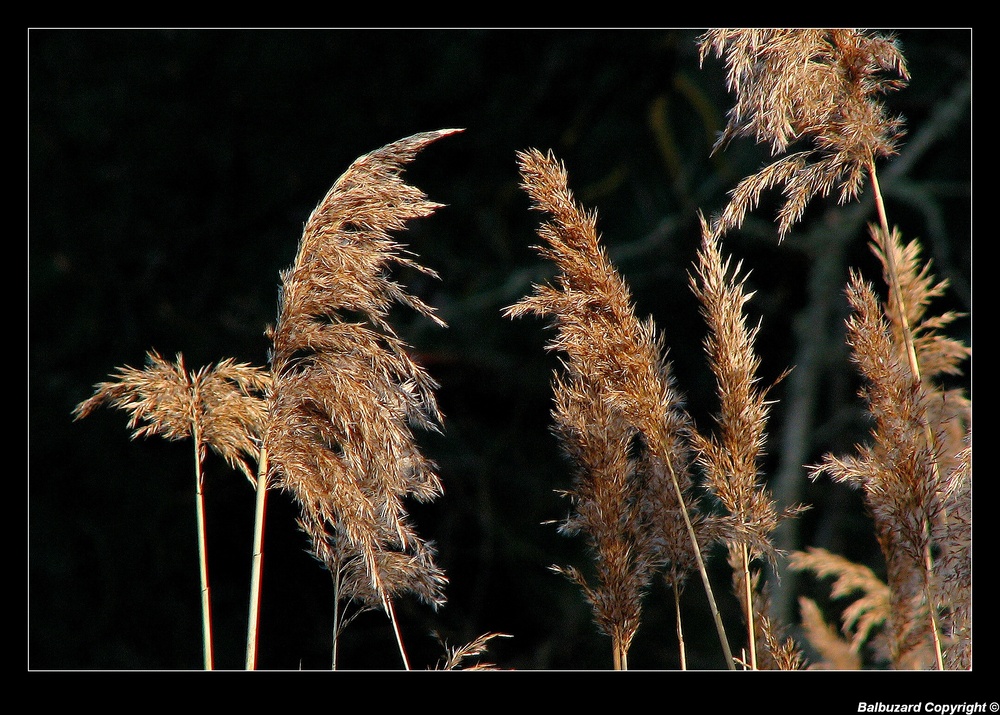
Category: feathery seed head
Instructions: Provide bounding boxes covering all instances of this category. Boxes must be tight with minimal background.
[508,148,714,656]
[699,29,909,239]
[265,129,461,611]
[74,350,271,484]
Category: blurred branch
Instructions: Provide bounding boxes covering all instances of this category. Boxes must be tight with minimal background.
[881,177,971,310]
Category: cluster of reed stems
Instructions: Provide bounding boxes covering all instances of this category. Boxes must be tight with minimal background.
[73,29,969,670]
[506,145,803,670]
[698,29,970,670]
[502,28,968,670]
[73,352,270,669]
[75,128,506,670]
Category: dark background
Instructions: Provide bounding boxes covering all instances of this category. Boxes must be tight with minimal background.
[29,29,971,672]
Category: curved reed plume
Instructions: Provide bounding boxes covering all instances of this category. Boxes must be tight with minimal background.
[74,350,271,669]
[263,128,461,669]
[506,148,728,670]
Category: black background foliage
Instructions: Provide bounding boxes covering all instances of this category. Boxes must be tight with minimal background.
[29,29,971,671]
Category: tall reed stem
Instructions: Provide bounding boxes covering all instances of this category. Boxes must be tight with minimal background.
[384,596,411,670]
[331,567,342,670]
[613,639,627,671]
[245,447,269,670]
[192,422,214,670]
[740,543,756,670]
[869,166,920,380]
[664,451,735,669]
[673,587,687,670]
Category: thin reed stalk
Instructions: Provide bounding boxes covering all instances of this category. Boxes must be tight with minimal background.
[672,587,687,669]
[244,446,269,670]
[74,351,270,669]
[190,416,213,669]
[740,543,754,669]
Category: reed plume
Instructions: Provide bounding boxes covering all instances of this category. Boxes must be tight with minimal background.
[506,148,729,670]
[688,216,804,668]
[698,29,909,239]
[433,632,512,671]
[808,227,971,669]
[73,350,271,669]
[263,128,461,669]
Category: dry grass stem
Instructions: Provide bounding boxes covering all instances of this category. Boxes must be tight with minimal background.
[506,148,731,669]
[263,128,461,668]
[245,446,270,669]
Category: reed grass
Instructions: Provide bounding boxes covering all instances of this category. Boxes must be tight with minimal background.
[697,29,909,241]
[70,29,968,671]
[688,217,805,669]
[801,227,971,669]
[506,148,724,669]
[700,28,971,669]
[506,149,808,670]
[263,128,462,669]
[73,351,270,669]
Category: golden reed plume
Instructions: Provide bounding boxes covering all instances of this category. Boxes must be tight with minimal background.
[506,148,726,670]
[808,228,970,669]
[74,350,270,483]
[698,29,909,239]
[263,129,462,668]
[689,217,805,669]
